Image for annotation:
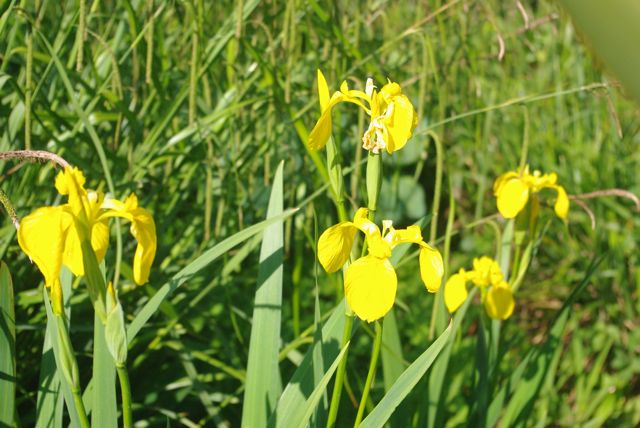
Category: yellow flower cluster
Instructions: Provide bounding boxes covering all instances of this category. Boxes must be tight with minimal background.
[308,70,418,154]
[18,167,156,312]
[493,166,569,220]
[444,257,514,320]
[318,208,443,322]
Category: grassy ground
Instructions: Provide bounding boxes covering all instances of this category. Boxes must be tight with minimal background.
[1,0,639,426]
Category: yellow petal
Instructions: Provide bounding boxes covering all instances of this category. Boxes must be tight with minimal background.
[101,194,157,284]
[129,207,157,284]
[18,206,68,288]
[383,94,416,153]
[317,69,331,112]
[496,177,529,218]
[345,256,397,322]
[63,213,108,277]
[307,93,343,150]
[470,256,503,288]
[552,185,569,220]
[484,282,515,320]
[318,221,357,273]
[419,244,444,292]
[493,171,519,195]
[55,167,88,216]
[444,270,468,314]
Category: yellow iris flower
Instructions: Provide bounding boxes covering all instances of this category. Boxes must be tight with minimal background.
[318,208,443,322]
[444,256,515,320]
[493,166,569,220]
[18,167,157,310]
[308,70,418,154]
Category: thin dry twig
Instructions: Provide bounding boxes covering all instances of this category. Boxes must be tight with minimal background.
[0,150,71,168]
[571,198,596,230]
[571,189,640,213]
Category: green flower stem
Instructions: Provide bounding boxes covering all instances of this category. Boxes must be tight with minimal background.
[327,136,348,222]
[366,152,382,219]
[426,131,444,243]
[326,313,354,428]
[55,314,90,428]
[328,149,382,427]
[71,388,91,428]
[117,365,133,428]
[354,321,383,427]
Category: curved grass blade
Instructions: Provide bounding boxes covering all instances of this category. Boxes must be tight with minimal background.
[126,207,297,341]
[293,343,349,428]
[241,161,284,427]
[0,262,16,425]
[361,291,474,428]
[268,300,348,427]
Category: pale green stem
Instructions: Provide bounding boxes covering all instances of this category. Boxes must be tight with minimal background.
[76,0,85,71]
[426,131,443,243]
[117,365,133,428]
[56,314,90,428]
[328,149,382,427]
[326,314,354,428]
[25,25,33,150]
[354,321,383,427]
[518,106,530,172]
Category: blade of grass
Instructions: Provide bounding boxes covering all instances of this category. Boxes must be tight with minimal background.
[268,299,348,427]
[359,295,472,428]
[91,314,117,427]
[0,262,16,425]
[126,208,297,340]
[488,256,604,427]
[241,161,285,428]
[295,344,350,428]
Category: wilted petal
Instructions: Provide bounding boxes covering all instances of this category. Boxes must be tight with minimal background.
[496,177,529,219]
[484,282,515,320]
[419,244,444,292]
[18,206,68,288]
[345,256,397,322]
[444,270,468,314]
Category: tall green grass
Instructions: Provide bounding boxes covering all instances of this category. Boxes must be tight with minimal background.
[0,0,638,426]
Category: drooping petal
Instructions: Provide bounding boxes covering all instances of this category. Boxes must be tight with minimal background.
[317,221,357,273]
[552,185,569,220]
[493,171,519,195]
[496,177,529,219]
[444,270,468,314]
[484,282,515,320]
[101,194,157,284]
[419,244,444,292]
[18,206,68,288]
[128,207,157,284]
[383,94,417,153]
[345,256,397,322]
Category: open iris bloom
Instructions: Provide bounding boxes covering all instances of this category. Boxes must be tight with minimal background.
[308,70,418,154]
[444,256,515,320]
[18,167,156,314]
[318,208,443,322]
[493,166,569,220]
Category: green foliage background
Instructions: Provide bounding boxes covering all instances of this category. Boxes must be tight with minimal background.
[0,0,639,426]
